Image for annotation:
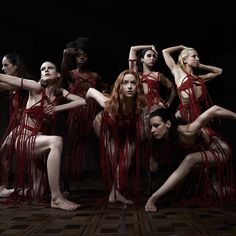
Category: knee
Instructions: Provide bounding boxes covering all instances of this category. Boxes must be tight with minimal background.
[50,136,63,151]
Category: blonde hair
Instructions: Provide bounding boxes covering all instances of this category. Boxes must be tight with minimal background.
[177,48,196,70]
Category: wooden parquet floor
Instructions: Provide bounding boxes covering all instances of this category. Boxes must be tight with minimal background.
[0,172,236,236]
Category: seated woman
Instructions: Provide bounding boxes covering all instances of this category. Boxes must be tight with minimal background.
[0,61,86,210]
[145,105,236,212]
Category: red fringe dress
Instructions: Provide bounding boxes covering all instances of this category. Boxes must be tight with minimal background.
[140,72,164,111]
[64,70,101,178]
[177,73,213,123]
[3,91,63,203]
[99,110,143,200]
[173,128,235,206]
[0,89,28,185]
[139,72,167,170]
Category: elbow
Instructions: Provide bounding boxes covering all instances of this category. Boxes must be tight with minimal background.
[82,99,86,106]
[218,68,223,75]
[162,49,166,54]
[211,105,221,113]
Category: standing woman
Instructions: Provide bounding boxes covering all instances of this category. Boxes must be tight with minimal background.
[86,69,147,204]
[61,37,105,194]
[0,61,86,210]
[129,45,176,110]
[145,105,236,212]
[162,45,222,123]
[0,53,35,197]
[129,45,177,187]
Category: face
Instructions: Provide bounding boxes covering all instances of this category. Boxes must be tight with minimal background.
[2,56,17,75]
[121,73,137,97]
[185,49,199,68]
[142,50,158,67]
[40,62,59,81]
[75,49,88,65]
[149,116,169,140]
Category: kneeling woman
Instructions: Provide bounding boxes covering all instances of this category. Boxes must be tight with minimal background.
[0,61,86,210]
[145,105,236,211]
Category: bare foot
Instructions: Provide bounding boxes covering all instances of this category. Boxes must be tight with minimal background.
[145,197,157,212]
[16,188,30,197]
[109,189,133,204]
[51,197,80,211]
[0,186,14,197]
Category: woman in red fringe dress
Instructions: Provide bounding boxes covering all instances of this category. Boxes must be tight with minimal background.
[129,45,177,191]
[0,53,35,197]
[86,69,147,204]
[162,45,222,123]
[0,61,86,210]
[61,37,106,194]
[145,105,236,212]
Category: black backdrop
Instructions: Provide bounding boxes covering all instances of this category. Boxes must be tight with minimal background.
[0,1,236,162]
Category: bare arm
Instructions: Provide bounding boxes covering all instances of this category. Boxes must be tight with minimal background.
[61,47,78,84]
[159,73,177,107]
[55,89,86,112]
[198,63,223,82]
[129,45,157,71]
[44,89,86,115]
[0,73,42,93]
[162,45,187,72]
[188,105,236,134]
[86,88,108,108]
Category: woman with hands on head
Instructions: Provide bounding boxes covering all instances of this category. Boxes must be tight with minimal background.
[162,45,222,123]
[129,45,177,190]
[61,37,106,195]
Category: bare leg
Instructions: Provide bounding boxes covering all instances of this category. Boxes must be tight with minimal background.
[145,149,229,212]
[109,184,133,204]
[0,185,14,197]
[0,131,14,197]
[107,142,135,204]
[32,135,81,210]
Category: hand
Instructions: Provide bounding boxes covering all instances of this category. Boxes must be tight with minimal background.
[151,45,158,55]
[44,104,56,115]
[63,47,78,55]
[86,88,93,99]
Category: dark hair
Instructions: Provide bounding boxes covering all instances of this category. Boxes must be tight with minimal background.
[74,37,92,54]
[40,61,63,97]
[65,37,93,72]
[4,53,33,79]
[137,48,156,73]
[66,37,92,55]
[149,107,185,143]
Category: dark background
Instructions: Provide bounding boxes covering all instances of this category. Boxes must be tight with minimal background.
[0,1,236,161]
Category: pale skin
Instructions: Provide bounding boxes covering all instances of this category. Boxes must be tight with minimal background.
[129,45,176,108]
[162,45,223,119]
[145,105,236,212]
[0,56,23,196]
[86,74,140,204]
[0,61,86,210]
[129,45,176,175]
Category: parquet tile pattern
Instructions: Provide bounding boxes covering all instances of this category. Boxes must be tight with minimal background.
[0,172,236,236]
